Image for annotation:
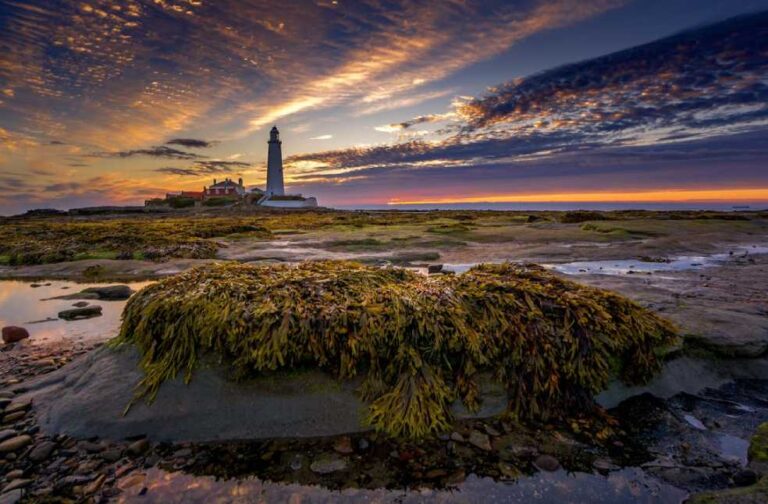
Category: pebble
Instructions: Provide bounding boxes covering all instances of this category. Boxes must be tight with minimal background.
[127,438,149,456]
[3,411,26,423]
[101,448,123,462]
[534,454,561,472]
[733,468,758,487]
[2,479,32,493]
[468,430,492,451]
[28,441,56,462]
[333,436,354,454]
[4,400,31,415]
[0,430,16,442]
[449,432,464,442]
[310,454,347,474]
[5,469,23,480]
[0,435,32,453]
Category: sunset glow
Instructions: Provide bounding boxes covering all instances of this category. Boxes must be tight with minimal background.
[0,1,767,213]
[388,188,768,205]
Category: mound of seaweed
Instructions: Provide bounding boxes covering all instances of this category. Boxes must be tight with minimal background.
[115,261,677,438]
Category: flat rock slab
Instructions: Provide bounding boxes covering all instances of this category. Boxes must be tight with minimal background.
[23,346,506,442]
[571,255,768,358]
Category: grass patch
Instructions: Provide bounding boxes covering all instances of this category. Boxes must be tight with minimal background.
[115,261,678,438]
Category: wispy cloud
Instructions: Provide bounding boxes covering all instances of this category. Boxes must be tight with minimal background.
[310,134,333,140]
[88,146,205,160]
[166,138,219,149]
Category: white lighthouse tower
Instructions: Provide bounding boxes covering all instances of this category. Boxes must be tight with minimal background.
[266,126,285,196]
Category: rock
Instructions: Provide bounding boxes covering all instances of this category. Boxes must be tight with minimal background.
[100,448,123,462]
[0,490,22,504]
[333,436,354,454]
[425,468,448,479]
[310,454,347,474]
[72,301,89,308]
[1,479,32,493]
[84,474,107,495]
[357,438,370,451]
[0,435,32,453]
[733,469,759,487]
[1,327,29,345]
[450,432,464,442]
[4,400,31,415]
[2,411,25,423]
[289,454,304,471]
[468,430,492,451]
[427,264,443,274]
[498,462,519,479]
[5,470,23,480]
[58,306,102,321]
[484,424,501,437]
[593,457,620,471]
[79,440,105,453]
[28,441,56,462]
[127,438,149,456]
[55,285,134,301]
[534,454,560,472]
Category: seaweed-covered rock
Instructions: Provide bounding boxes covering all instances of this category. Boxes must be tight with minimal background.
[115,261,678,438]
[2,326,29,344]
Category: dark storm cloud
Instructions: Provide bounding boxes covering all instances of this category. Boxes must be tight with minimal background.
[166,138,219,149]
[88,146,205,160]
[155,160,251,176]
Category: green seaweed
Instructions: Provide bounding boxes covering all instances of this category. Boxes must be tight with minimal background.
[115,260,678,438]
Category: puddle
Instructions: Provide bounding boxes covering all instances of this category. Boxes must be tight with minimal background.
[548,245,768,276]
[0,280,152,345]
[116,467,688,504]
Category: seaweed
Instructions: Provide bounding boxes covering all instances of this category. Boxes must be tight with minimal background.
[116,261,678,438]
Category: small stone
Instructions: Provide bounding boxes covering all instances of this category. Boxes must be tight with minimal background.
[310,454,347,474]
[427,264,444,274]
[2,479,32,493]
[357,438,370,451]
[0,435,32,453]
[3,400,31,415]
[3,411,25,423]
[425,468,447,479]
[593,458,619,472]
[72,301,89,308]
[0,430,15,442]
[468,430,492,451]
[484,424,501,437]
[733,468,758,487]
[450,432,464,442]
[534,454,560,472]
[333,436,354,454]
[79,440,105,453]
[84,474,107,495]
[289,454,303,471]
[445,468,466,485]
[0,489,22,504]
[172,448,191,458]
[127,438,149,456]
[5,469,23,480]
[1,327,29,345]
[498,462,519,479]
[28,441,56,462]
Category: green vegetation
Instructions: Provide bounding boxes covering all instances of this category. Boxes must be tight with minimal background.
[167,196,197,209]
[202,197,235,207]
[0,217,272,265]
[749,422,768,463]
[115,260,677,438]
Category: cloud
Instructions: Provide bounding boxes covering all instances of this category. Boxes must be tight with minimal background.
[309,134,333,140]
[286,12,768,187]
[166,138,219,148]
[88,146,205,160]
[155,160,252,176]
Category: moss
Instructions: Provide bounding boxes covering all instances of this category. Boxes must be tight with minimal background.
[115,260,678,439]
[749,422,768,463]
[686,476,768,504]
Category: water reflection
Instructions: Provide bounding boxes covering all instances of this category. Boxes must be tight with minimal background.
[116,467,687,503]
[0,280,152,345]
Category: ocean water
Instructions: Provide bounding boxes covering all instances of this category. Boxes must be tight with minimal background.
[339,202,767,212]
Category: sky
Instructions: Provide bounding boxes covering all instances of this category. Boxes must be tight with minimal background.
[0,0,767,214]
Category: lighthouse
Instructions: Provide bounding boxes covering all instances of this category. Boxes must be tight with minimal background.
[266,126,285,196]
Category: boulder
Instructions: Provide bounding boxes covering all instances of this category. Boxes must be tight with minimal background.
[58,306,102,321]
[22,346,506,443]
[50,285,135,301]
[2,326,29,344]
